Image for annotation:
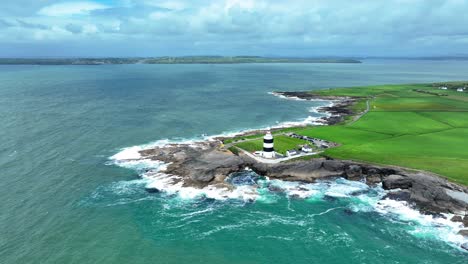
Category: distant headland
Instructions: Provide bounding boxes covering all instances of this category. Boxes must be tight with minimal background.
[0,56,361,65]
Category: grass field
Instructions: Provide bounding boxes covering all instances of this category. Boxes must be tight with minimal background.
[232,82,468,185]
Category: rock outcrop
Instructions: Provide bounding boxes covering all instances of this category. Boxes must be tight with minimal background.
[272,92,357,125]
[138,141,468,219]
[381,173,468,214]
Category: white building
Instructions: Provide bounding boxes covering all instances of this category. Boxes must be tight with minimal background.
[301,145,313,153]
[262,131,275,158]
[457,88,464,92]
[286,150,298,157]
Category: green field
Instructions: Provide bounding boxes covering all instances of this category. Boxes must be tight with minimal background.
[232,82,468,185]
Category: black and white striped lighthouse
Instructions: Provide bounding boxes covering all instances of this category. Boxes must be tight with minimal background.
[262,130,275,158]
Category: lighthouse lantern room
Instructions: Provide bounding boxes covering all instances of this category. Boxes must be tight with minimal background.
[262,130,275,158]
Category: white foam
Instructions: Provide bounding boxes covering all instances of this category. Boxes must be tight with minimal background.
[110,145,143,160]
[267,179,321,199]
[273,115,326,128]
[114,159,167,171]
[265,178,468,247]
[373,198,467,247]
[142,172,259,202]
[325,179,369,198]
[269,91,335,104]
[108,152,468,249]
[109,90,337,167]
[333,185,468,248]
[269,91,308,101]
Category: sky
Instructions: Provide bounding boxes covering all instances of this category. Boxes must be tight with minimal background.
[1,0,468,57]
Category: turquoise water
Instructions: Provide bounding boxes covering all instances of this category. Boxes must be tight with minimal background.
[1,61,467,263]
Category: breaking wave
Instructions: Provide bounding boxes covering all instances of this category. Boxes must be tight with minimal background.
[104,91,466,250]
[107,147,468,249]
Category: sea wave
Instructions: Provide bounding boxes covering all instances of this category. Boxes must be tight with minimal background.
[106,91,467,249]
[108,118,326,165]
[268,91,309,101]
[109,90,334,165]
[107,153,468,248]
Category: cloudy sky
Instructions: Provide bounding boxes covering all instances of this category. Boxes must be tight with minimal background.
[1,0,468,57]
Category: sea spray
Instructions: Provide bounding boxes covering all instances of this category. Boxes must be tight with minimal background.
[105,89,467,249]
[107,147,468,249]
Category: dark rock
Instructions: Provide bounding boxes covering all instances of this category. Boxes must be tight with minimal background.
[201,197,217,203]
[464,216,468,227]
[458,229,468,237]
[345,165,362,180]
[190,171,215,182]
[268,185,283,193]
[384,190,411,202]
[451,215,463,222]
[366,168,382,185]
[137,139,468,216]
[406,173,467,214]
[251,159,333,182]
[379,168,398,176]
[145,187,160,193]
[382,174,413,190]
[322,160,345,172]
[461,242,468,251]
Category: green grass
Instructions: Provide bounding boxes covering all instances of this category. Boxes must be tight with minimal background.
[302,82,468,185]
[228,146,240,155]
[297,126,390,145]
[348,112,451,135]
[233,82,468,185]
[234,140,264,153]
[234,135,312,155]
[224,133,263,144]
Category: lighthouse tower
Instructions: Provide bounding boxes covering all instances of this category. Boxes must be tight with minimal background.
[262,130,275,158]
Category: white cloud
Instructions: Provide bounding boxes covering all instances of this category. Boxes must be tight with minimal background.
[149,11,170,20]
[38,1,109,17]
[2,0,468,56]
[158,1,186,11]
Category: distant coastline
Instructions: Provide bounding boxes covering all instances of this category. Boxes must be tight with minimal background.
[0,56,361,65]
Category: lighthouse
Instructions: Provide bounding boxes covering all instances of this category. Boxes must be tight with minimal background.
[262,130,275,158]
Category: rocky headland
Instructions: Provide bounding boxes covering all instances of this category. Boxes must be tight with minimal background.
[131,90,468,249]
[139,141,468,217]
[272,91,358,125]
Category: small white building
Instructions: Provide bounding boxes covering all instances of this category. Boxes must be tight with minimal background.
[301,145,313,153]
[286,149,298,157]
[440,86,448,90]
[457,88,464,92]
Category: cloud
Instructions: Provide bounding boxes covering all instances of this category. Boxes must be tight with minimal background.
[0,19,14,28]
[1,0,468,56]
[16,20,50,30]
[38,1,110,17]
[65,23,83,34]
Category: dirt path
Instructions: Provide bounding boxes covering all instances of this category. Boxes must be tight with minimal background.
[347,99,370,125]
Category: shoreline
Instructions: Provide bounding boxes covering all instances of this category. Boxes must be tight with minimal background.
[214,92,355,142]
[111,89,468,250]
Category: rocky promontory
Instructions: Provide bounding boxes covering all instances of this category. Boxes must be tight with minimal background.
[272,91,358,125]
[138,140,468,218]
[132,90,468,246]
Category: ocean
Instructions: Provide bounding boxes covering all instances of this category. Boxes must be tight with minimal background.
[1,60,467,263]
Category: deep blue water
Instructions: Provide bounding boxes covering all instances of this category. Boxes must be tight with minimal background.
[1,60,467,263]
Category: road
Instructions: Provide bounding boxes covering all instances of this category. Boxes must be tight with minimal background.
[347,99,371,125]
